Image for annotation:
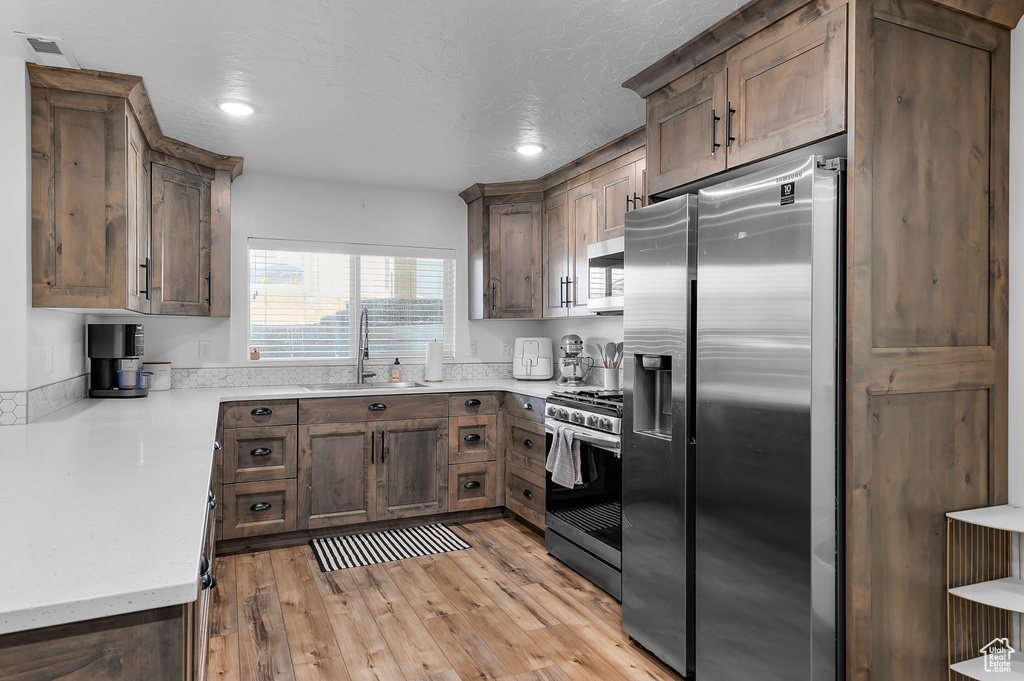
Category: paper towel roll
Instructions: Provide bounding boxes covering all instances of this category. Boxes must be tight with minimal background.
[424,341,443,382]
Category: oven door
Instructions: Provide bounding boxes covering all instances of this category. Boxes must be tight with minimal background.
[544,421,622,598]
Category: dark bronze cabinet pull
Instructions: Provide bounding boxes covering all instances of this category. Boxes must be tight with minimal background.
[139,257,152,300]
[213,441,222,451]
[368,403,387,411]
[726,101,736,148]
[200,555,211,576]
[464,480,481,489]
[251,407,272,416]
[712,108,722,153]
[633,192,643,209]
[250,502,272,512]
[208,489,217,510]
[464,433,481,442]
[464,399,481,407]
[202,573,217,590]
[523,489,533,500]
[371,430,375,464]
[205,272,212,306]
[522,402,532,410]
[523,438,533,448]
[250,447,272,457]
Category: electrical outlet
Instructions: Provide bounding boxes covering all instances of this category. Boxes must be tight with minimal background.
[199,339,212,359]
[468,340,478,357]
[500,340,512,356]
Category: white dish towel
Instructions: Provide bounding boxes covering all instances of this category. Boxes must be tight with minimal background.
[546,425,582,489]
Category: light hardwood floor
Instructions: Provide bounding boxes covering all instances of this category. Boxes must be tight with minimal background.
[208,517,686,681]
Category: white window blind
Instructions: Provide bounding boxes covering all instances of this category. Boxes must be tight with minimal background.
[249,239,455,361]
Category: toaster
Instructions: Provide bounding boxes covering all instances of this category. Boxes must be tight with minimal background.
[513,337,554,380]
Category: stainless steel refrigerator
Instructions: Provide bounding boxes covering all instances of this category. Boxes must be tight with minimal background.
[622,193,698,676]
[695,154,841,681]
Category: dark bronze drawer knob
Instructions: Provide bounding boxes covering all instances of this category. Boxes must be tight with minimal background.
[464,433,481,442]
[200,554,211,576]
[368,403,388,411]
[523,489,533,500]
[523,439,533,448]
[522,402,532,410]
[213,440,222,451]
[202,573,217,590]
[250,447,272,457]
[465,399,482,407]
[464,480,481,489]
[208,489,217,510]
[251,407,273,416]
[250,502,272,512]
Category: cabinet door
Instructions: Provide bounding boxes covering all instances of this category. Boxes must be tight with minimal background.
[377,418,449,520]
[31,89,130,309]
[567,181,597,317]
[646,58,727,195]
[125,111,151,314]
[151,163,212,316]
[542,190,570,318]
[488,202,542,318]
[725,3,847,167]
[595,163,634,241]
[298,422,376,529]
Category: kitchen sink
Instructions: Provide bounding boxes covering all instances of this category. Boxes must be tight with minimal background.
[300,382,428,391]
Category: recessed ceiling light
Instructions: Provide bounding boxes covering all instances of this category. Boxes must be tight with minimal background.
[218,100,255,116]
[515,143,544,156]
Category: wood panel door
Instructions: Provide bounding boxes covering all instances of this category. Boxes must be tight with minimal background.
[725,2,847,168]
[31,89,130,309]
[594,163,634,241]
[542,190,570,318]
[151,163,212,316]
[126,111,151,314]
[298,422,376,529]
[846,2,1008,680]
[377,417,449,520]
[645,57,727,196]
[567,181,597,317]
[488,202,542,318]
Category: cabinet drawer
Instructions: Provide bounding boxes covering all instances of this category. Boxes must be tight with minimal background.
[505,393,545,424]
[300,393,448,424]
[221,400,297,428]
[506,463,545,528]
[222,479,297,539]
[222,426,297,483]
[507,416,546,478]
[449,461,498,511]
[449,392,499,417]
[449,414,497,464]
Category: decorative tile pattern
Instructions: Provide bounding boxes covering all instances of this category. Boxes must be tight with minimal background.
[0,392,29,426]
[28,374,89,423]
[171,362,514,389]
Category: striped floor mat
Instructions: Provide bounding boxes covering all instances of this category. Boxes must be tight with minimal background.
[309,523,471,572]
[549,500,621,533]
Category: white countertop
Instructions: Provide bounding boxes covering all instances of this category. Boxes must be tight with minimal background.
[0,378,557,635]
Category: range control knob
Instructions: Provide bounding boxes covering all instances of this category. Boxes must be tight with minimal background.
[557,408,570,420]
[546,406,557,416]
[586,415,598,427]
[572,412,585,424]
[601,418,613,430]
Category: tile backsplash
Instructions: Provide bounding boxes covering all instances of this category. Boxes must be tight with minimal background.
[0,392,28,426]
[172,362,515,389]
[0,374,88,426]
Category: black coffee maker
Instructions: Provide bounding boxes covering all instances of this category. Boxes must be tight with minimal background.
[88,324,148,398]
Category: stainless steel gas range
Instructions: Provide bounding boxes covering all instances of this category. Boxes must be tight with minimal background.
[543,388,623,600]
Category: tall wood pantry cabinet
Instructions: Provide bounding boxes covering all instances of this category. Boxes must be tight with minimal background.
[29,64,241,316]
[623,0,1022,679]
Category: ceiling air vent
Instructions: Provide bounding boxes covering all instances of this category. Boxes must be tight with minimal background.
[15,32,81,69]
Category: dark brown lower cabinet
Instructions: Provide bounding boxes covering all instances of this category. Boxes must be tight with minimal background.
[297,416,449,529]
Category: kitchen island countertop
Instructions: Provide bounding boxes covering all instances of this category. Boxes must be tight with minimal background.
[0,378,558,635]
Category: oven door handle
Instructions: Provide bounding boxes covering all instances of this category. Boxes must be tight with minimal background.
[544,422,621,457]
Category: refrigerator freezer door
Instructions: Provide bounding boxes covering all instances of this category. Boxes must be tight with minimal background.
[621,194,698,676]
[695,156,839,681]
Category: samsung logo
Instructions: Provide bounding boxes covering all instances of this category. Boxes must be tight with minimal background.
[776,172,803,183]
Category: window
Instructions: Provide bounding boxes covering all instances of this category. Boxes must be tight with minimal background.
[249,239,455,361]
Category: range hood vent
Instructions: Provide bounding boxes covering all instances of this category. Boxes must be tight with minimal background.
[15,32,81,69]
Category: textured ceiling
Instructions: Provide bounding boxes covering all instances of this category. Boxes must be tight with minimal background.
[2,0,743,192]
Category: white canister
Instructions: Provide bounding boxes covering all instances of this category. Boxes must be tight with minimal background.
[142,361,172,391]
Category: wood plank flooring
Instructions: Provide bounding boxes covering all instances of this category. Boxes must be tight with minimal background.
[208,517,686,681]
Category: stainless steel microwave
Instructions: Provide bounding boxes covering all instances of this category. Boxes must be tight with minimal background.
[587,236,624,314]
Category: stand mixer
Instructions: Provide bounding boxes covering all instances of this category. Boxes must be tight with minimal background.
[556,334,595,386]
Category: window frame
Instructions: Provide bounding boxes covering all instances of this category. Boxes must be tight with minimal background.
[247,237,456,365]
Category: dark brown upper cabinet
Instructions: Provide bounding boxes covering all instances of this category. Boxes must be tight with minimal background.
[29,64,241,316]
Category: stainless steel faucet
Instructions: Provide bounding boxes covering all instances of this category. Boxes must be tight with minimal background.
[356,308,375,383]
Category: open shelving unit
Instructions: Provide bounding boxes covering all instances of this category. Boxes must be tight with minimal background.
[947,506,1023,680]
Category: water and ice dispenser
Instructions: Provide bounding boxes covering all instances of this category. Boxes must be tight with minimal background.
[632,354,673,438]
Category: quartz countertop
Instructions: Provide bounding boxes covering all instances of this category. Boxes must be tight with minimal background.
[0,378,558,635]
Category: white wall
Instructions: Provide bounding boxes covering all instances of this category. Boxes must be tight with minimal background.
[1009,26,1024,505]
[0,49,89,392]
[107,172,546,368]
